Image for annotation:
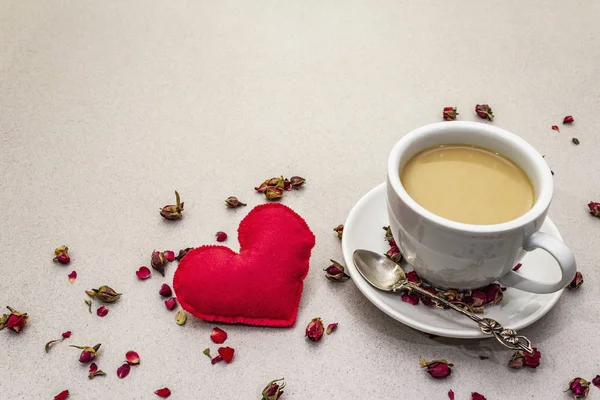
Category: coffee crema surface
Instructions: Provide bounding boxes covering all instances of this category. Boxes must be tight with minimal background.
[400,144,535,225]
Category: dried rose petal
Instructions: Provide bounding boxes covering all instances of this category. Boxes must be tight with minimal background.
[305,317,324,342]
[54,390,69,400]
[448,390,454,400]
[324,260,349,281]
[215,231,228,242]
[210,327,228,344]
[68,271,77,284]
[126,350,140,365]
[262,378,286,400]
[419,286,438,306]
[401,293,419,305]
[567,378,590,398]
[563,115,574,124]
[592,375,600,388]
[159,284,172,297]
[588,202,600,217]
[512,263,522,271]
[419,357,453,379]
[482,283,504,305]
[211,355,223,365]
[406,271,421,285]
[117,363,131,379]
[326,323,338,335]
[53,245,71,265]
[164,297,177,310]
[155,388,172,398]
[164,250,175,262]
[475,104,494,120]
[151,250,168,276]
[96,305,109,317]
[568,271,584,289]
[508,350,525,369]
[333,224,344,239]
[524,347,541,368]
[0,306,28,333]
[70,344,101,363]
[218,346,235,363]
[551,125,560,132]
[443,106,458,121]
[62,331,71,338]
[225,196,247,208]
[160,190,184,220]
[175,310,187,325]
[471,393,487,400]
[136,266,151,280]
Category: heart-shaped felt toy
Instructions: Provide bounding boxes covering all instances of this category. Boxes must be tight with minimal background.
[173,203,316,327]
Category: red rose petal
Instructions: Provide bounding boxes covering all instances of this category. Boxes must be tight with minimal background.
[472,393,486,400]
[563,115,574,124]
[164,297,177,310]
[211,355,223,365]
[593,375,600,388]
[210,327,228,344]
[62,331,72,339]
[401,293,419,305]
[159,284,172,297]
[136,266,151,280]
[126,350,140,365]
[215,231,228,242]
[512,263,522,271]
[117,363,131,379]
[326,323,338,335]
[97,306,109,317]
[551,125,560,132]
[155,388,171,398]
[448,390,455,400]
[164,250,175,262]
[54,390,69,400]
[218,346,235,363]
[68,271,77,284]
[89,363,98,374]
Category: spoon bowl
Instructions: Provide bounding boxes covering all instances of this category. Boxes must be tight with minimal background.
[352,249,406,291]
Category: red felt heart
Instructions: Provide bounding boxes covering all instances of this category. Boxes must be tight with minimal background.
[173,203,315,327]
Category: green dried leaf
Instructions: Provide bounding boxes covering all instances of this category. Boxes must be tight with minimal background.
[175,310,187,326]
[45,339,62,353]
[85,300,92,314]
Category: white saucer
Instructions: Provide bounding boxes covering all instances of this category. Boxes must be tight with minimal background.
[342,183,564,339]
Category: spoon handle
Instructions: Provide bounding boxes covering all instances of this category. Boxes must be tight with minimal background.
[396,282,534,355]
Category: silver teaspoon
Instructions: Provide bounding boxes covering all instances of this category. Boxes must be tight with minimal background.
[352,249,534,354]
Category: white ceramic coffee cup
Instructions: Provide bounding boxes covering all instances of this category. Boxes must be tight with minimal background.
[387,121,576,293]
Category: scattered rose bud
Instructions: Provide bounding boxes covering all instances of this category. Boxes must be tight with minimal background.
[160,190,184,220]
[592,375,600,389]
[53,245,71,265]
[136,266,151,280]
[419,357,453,379]
[126,350,140,365]
[265,186,283,201]
[289,176,306,188]
[215,231,228,242]
[68,270,77,284]
[225,196,247,208]
[86,285,121,303]
[552,125,560,132]
[176,248,193,261]
[85,299,92,314]
[385,244,402,264]
[566,378,590,398]
[151,250,168,276]
[406,271,421,285]
[475,104,494,120]
[175,310,187,326]
[203,348,212,359]
[324,260,350,281]
[588,202,600,217]
[62,331,71,339]
[218,346,235,363]
[159,284,173,297]
[471,393,487,400]
[88,362,106,379]
[96,306,109,317]
[402,293,419,305]
[117,363,131,379]
[483,283,504,305]
[573,137,580,145]
[164,297,177,310]
[0,306,28,333]
[262,378,286,400]
[70,344,101,363]
[508,350,525,369]
[155,387,171,398]
[54,390,69,400]
[326,323,338,335]
[512,263,522,271]
[563,115,574,124]
[443,106,458,121]
[333,224,344,239]
[305,317,324,342]
[163,250,175,262]
[211,355,223,365]
[524,347,541,368]
[210,327,228,344]
[567,271,583,289]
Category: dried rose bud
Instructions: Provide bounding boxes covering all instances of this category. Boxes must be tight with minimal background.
[53,245,71,265]
[254,180,270,193]
[289,176,306,188]
[406,271,422,285]
[86,285,121,303]
[151,250,168,276]
[176,247,193,261]
[588,202,600,217]
[0,306,28,333]
[160,190,184,220]
[155,387,172,398]
[483,283,504,305]
[225,196,247,208]
[563,115,575,124]
[68,270,77,284]
[218,346,235,363]
[136,266,151,280]
[475,104,494,121]
[385,245,402,264]
[305,317,324,342]
[326,323,338,335]
[419,357,453,379]
[164,297,178,310]
[265,186,284,201]
[54,390,70,400]
[443,107,458,121]
[551,125,560,132]
[96,305,109,317]
[471,393,487,400]
[566,378,590,398]
[211,327,228,344]
[117,363,131,379]
[324,260,349,281]
[383,226,394,242]
[88,363,106,379]
[333,224,344,239]
[70,343,101,363]
[401,293,419,305]
[163,250,175,262]
[267,176,285,189]
[262,378,286,400]
[567,271,583,289]
[283,178,292,191]
[468,291,487,308]
[524,347,541,368]
[508,350,525,369]
[215,231,228,242]
[593,375,600,389]
[159,284,172,297]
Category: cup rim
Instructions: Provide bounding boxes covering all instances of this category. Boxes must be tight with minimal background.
[387,121,553,233]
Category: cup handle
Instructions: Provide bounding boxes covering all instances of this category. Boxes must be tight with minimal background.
[497,231,576,294]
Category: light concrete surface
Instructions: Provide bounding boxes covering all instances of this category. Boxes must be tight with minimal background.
[1,1,599,399]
